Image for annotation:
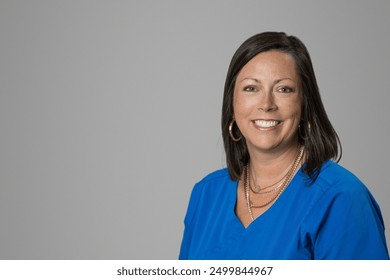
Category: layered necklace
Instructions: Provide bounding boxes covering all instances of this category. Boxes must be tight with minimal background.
[244,146,304,221]
[249,160,293,194]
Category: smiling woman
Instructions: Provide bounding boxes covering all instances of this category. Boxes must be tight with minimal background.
[232,51,304,226]
[233,51,302,158]
[179,32,389,260]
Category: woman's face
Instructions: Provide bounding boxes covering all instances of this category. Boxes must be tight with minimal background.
[233,50,302,153]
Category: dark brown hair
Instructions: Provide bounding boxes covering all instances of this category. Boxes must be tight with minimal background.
[222,32,341,182]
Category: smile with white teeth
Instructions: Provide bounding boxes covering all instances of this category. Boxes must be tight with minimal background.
[254,120,280,128]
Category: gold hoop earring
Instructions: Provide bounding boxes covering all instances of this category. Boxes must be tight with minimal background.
[229,120,241,142]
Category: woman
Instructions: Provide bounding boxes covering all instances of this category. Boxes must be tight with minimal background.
[179,32,389,260]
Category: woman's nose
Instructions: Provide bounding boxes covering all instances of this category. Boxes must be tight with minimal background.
[257,92,277,112]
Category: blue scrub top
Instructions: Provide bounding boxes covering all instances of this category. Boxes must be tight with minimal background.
[179,161,389,259]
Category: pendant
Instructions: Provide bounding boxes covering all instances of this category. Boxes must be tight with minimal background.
[253,185,261,192]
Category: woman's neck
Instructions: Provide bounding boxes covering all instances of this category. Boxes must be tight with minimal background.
[247,143,301,185]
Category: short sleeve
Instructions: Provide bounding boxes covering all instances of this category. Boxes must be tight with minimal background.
[303,181,389,259]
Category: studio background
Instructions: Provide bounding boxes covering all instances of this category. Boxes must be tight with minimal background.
[1,0,389,259]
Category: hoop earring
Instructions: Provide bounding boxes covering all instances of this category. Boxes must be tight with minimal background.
[229,120,241,142]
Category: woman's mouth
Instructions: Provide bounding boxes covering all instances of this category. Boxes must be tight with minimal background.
[253,119,281,129]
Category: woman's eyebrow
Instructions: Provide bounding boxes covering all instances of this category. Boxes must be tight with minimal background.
[274,78,296,84]
[238,77,260,83]
[238,77,296,84]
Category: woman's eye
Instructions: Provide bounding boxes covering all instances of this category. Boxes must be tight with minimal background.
[278,87,293,93]
[243,86,256,92]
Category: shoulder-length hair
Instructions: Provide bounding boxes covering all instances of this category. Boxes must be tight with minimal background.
[222,32,341,182]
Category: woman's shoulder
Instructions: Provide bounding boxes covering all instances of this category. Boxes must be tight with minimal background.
[197,168,232,184]
[314,160,369,196]
[183,168,235,226]
[192,168,235,193]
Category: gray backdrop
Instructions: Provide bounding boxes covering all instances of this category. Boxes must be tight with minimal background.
[1,0,389,259]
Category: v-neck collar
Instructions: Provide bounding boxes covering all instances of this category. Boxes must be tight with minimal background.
[231,165,305,231]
